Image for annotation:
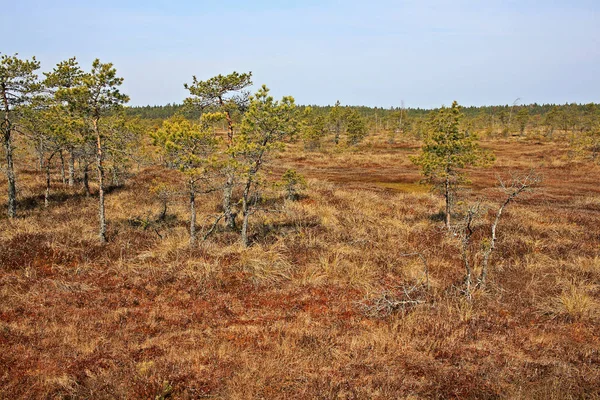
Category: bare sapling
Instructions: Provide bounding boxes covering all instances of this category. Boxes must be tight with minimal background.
[454,203,481,298]
[478,170,541,286]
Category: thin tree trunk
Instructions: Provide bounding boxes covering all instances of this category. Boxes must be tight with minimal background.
[221,104,237,230]
[445,175,451,229]
[241,204,250,248]
[241,176,253,247]
[3,132,16,219]
[2,86,16,219]
[44,157,52,208]
[189,180,196,247]
[83,163,91,196]
[157,199,167,222]
[59,151,66,184]
[223,105,235,144]
[94,118,107,243]
[480,189,520,286]
[68,150,75,186]
[239,137,270,246]
[463,242,472,296]
[223,171,236,229]
[462,208,476,297]
[241,210,250,247]
[203,213,225,241]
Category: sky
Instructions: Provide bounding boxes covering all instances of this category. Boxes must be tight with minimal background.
[3,0,599,108]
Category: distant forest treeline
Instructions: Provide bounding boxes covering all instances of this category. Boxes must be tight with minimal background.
[126,102,600,119]
[126,102,600,138]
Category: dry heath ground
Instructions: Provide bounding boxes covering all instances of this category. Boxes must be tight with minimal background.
[1,136,599,399]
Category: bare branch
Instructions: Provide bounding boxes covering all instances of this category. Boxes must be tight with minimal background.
[479,170,542,286]
[202,213,226,241]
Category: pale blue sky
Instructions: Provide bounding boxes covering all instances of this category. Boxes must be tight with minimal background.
[3,0,599,108]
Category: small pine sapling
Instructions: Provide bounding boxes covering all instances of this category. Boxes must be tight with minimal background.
[281,169,306,200]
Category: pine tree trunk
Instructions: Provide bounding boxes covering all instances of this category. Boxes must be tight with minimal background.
[241,210,250,247]
[223,171,236,229]
[158,200,167,222]
[462,209,476,297]
[239,138,269,247]
[83,163,91,196]
[189,180,196,247]
[445,175,451,229]
[68,150,75,187]
[59,151,66,184]
[3,89,16,219]
[240,177,253,247]
[222,106,237,231]
[94,119,107,243]
[3,130,17,219]
[480,191,517,286]
[44,160,51,208]
[463,239,472,295]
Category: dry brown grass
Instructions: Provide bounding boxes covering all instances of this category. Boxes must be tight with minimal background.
[1,136,599,399]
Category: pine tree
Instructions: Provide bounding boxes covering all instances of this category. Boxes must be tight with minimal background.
[62,59,129,243]
[300,107,327,151]
[281,169,306,200]
[516,108,529,136]
[152,115,219,246]
[231,85,298,246]
[184,71,252,230]
[346,110,368,145]
[21,100,70,207]
[0,53,41,218]
[44,57,85,187]
[411,101,494,228]
[328,100,347,144]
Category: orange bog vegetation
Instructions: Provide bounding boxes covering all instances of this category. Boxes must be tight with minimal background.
[1,136,599,399]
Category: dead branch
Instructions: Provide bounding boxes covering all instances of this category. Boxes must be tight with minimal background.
[202,213,226,241]
[479,170,541,286]
[358,283,427,318]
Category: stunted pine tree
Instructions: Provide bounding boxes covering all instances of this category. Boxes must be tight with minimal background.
[44,57,85,187]
[411,101,493,229]
[300,107,327,151]
[281,169,306,200]
[388,102,408,144]
[100,115,144,187]
[21,101,70,208]
[328,100,347,145]
[184,71,252,230]
[231,85,298,247]
[326,102,367,146]
[346,109,368,145]
[152,116,218,246]
[63,59,129,243]
[573,127,600,162]
[0,53,41,218]
[515,107,529,136]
